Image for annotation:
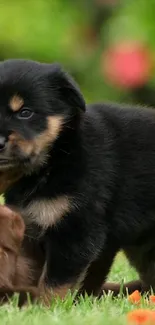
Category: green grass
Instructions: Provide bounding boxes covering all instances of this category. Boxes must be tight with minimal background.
[0,253,153,325]
[0,195,4,204]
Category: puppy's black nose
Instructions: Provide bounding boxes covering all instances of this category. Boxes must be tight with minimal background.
[0,136,6,151]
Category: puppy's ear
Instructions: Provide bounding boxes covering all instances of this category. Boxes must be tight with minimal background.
[43,63,86,113]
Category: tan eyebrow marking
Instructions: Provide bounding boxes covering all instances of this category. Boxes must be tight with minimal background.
[9,95,24,112]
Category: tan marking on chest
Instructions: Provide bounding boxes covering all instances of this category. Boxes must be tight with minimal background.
[9,95,24,112]
[22,195,71,228]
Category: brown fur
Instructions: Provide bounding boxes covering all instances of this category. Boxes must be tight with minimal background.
[0,205,25,287]
[0,204,61,307]
[0,206,39,306]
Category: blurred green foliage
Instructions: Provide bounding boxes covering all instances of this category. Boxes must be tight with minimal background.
[0,0,155,105]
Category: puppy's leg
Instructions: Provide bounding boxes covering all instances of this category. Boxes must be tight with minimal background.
[4,241,115,306]
[36,243,118,306]
[77,245,141,299]
[77,244,117,297]
[102,242,155,298]
[78,241,144,298]
[124,245,155,295]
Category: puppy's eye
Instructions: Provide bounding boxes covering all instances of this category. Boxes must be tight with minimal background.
[17,108,33,119]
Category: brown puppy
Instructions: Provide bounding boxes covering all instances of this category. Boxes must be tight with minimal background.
[0,205,40,306]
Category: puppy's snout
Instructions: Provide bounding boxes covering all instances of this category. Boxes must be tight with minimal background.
[0,136,7,152]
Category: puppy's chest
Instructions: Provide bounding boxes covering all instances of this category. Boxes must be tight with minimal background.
[13,195,72,230]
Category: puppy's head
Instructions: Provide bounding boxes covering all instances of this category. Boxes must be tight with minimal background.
[0,59,85,173]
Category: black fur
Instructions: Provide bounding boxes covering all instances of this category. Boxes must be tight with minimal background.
[0,59,155,297]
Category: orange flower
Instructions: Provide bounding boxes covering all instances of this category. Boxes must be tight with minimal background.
[128,290,141,304]
[149,295,155,304]
[127,309,155,324]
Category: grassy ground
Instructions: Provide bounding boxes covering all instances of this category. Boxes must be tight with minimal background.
[0,253,153,325]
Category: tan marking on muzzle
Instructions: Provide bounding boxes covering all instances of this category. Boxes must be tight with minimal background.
[9,95,24,112]
[8,116,63,156]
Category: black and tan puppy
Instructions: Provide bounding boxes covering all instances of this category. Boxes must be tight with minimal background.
[0,59,154,303]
